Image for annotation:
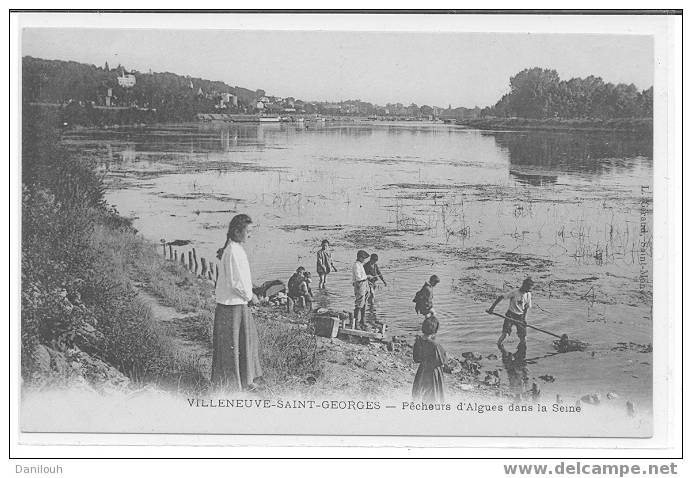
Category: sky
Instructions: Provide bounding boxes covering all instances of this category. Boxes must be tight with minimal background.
[22,29,654,108]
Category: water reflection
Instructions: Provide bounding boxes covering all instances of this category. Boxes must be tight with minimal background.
[509,170,558,187]
[219,129,238,151]
[500,342,529,398]
[492,131,653,175]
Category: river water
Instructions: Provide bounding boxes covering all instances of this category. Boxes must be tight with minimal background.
[63,121,654,409]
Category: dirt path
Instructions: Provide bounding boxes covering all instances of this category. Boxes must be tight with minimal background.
[135,286,212,372]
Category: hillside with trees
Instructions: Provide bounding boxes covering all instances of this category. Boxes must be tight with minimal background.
[23,56,259,123]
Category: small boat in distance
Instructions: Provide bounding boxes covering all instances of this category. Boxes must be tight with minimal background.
[259,116,280,123]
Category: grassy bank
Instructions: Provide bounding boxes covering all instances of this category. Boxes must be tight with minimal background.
[457,117,653,134]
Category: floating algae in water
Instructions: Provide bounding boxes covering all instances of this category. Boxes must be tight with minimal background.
[553,334,590,353]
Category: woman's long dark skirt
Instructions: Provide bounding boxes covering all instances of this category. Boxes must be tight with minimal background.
[211,303,263,390]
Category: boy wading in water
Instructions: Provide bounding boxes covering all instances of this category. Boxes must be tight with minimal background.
[352,250,373,330]
[364,253,387,306]
[413,275,440,318]
[487,277,535,348]
[412,314,447,403]
[316,239,337,289]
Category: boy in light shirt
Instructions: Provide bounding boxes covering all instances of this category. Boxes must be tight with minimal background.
[487,277,535,347]
[352,250,372,330]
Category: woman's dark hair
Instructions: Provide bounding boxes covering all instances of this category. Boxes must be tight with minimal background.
[422,315,439,335]
[370,253,379,261]
[321,239,330,246]
[216,214,252,259]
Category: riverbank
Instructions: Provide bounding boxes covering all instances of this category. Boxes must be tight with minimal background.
[456,117,652,134]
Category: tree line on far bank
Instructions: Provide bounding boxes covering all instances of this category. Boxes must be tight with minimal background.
[481,68,653,120]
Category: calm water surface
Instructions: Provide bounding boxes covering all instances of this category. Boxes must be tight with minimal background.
[64,121,654,407]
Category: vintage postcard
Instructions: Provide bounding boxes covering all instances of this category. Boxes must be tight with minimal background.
[13,11,679,446]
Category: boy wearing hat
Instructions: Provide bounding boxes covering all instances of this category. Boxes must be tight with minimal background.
[352,250,372,329]
[487,277,535,347]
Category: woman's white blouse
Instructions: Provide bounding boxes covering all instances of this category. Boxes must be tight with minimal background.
[215,242,253,305]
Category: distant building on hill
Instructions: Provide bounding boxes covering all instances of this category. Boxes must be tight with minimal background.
[117,69,136,88]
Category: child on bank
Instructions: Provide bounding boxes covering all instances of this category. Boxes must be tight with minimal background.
[412,314,447,403]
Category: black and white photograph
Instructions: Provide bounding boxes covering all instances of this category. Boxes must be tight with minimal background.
[11,10,680,451]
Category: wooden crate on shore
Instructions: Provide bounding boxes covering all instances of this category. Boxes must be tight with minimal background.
[315,316,340,338]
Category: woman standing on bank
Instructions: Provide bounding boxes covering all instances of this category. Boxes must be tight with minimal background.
[211,214,262,391]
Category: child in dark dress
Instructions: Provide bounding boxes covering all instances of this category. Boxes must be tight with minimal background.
[412,314,447,403]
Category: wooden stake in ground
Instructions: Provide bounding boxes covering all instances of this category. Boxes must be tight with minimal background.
[192,248,199,274]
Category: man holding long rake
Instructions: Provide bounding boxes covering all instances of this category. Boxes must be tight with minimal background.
[487,277,535,348]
